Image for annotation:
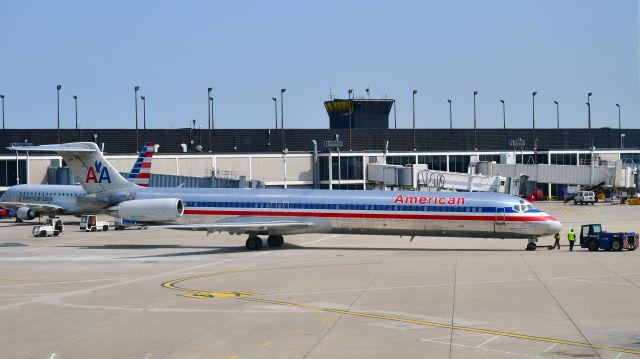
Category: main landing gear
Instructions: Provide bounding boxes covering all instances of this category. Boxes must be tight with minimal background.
[245,235,284,250]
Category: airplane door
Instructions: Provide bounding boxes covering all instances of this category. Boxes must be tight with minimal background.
[494,207,505,231]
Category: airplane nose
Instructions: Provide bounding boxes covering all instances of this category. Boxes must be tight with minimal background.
[547,217,562,234]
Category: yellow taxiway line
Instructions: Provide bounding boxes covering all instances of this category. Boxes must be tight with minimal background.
[161,264,640,356]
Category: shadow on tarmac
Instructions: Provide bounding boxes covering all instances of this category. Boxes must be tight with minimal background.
[61,243,526,259]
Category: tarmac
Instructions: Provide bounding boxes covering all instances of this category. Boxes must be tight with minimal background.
[0,201,639,358]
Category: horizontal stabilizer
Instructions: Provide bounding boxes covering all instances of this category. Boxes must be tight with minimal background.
[7,143,96,152]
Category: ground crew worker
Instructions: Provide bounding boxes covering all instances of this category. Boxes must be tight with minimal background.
[568,229,576,251]
[553,232,561,250]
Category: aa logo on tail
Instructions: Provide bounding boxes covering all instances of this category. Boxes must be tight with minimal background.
[86,161,111,183]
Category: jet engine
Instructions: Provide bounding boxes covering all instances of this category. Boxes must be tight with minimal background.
[107,198,184,222]
[17,207,37,220]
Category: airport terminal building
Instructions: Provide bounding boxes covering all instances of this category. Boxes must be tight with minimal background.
[2,125,640,198]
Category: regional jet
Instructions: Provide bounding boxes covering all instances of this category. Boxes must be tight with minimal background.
[0,142,156,220]
[7,142,561,250]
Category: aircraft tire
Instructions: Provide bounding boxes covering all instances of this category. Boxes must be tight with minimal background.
[526,242,537,251]
[246,237,263,250]
[268,235,284,247]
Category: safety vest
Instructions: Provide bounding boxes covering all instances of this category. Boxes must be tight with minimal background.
[568,232,576,241]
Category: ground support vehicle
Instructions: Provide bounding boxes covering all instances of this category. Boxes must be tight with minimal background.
[574,191,596,205]
[80,214,110,232]
[580,223,638,251]
[32,217,64,237]
[114,218,147,230]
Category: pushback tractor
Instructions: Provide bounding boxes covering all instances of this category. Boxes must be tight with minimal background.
[580,223,638,251]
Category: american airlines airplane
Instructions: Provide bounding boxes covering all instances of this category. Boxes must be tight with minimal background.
[0,142,155,220]
[6,142,561,250]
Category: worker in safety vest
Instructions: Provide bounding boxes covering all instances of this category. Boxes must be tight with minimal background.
[568,229,576,251]
[553,232,561,250]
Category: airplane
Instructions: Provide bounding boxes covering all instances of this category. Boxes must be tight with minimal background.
[6,142,561,251]
[0,142,156,220]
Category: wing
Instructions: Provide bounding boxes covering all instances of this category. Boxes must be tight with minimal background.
[157,216,320,235]
[0,202,65,213]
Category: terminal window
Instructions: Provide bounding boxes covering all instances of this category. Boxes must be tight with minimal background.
[0,160,27,187]
[418,155,447,171]
[386,156,416,166]
[332,157,363,181]
[448,155,470,173]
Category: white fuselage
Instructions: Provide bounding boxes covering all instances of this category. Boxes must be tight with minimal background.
[134,188,561,239]
[0,184,90,215]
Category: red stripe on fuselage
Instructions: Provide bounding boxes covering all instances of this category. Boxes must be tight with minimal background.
[183,209,557,222]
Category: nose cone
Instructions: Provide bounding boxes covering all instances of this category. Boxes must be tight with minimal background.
[545,214,562,234]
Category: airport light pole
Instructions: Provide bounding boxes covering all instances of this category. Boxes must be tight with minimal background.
[587,92,593,149]
[554,100,559,129]
[447,99,452,129]
[532,92,537,160]
[412,90,417,151]
[473,90,478,150]
[134,86,140,151]
[587,92,592,149]
[210,96,214,130]
[393,100,397,130]
[348,88,353,151]
[500,99,505,129]
[1,95,4,130]
[616,103,621,148]
[280,88,286,151]
[272,97,278,129]
[366,88,370,99]
[73,95,78,130]
[140,96,146,129]
[56,85,62,143]
[207,87,212,152]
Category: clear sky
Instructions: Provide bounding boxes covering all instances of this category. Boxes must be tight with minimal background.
[0,0,638,130]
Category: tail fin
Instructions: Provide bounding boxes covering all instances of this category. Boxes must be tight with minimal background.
[7,142,138,195]
[127,142,156,187]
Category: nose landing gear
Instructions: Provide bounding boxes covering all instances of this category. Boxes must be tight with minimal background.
[526,237,538,251]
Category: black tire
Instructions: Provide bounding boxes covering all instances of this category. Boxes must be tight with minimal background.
[91,227,97,232]
[587,238,599,251]
[574,200,578,205]
[611,239,623,251]
[267,235,284,247]
[40,230,47,237]
[526,243,537,251]
[53,231,59,237]
[103,225,109,231]
[246,237,263,250]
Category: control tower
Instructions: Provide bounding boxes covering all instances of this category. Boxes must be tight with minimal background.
[324,98,394,129]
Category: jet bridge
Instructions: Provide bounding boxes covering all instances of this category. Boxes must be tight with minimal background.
[367,164,516,193]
